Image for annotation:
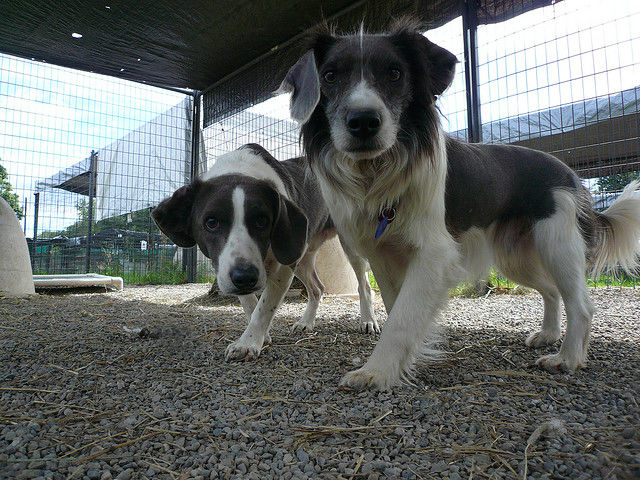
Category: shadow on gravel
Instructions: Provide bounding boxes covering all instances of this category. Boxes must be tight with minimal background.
[1,292,638,480]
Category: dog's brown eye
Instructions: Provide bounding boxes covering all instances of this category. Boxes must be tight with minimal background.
[254,215,269,229]
[205,218,219,231]
[390,68,401,82]
[323,71,337,83]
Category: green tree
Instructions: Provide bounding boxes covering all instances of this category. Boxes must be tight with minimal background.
[66,199,91,236]
[58,201,155,237]
[597,171,639,193]
[0,163,24,220]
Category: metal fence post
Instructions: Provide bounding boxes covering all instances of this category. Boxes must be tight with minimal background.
[184,92,201,283]
[463,1,489,294]
[32,192,40,270]
[462,0,482,143]
[85,150,98,273]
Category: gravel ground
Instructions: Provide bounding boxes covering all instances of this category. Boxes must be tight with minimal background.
[1,285,639,480]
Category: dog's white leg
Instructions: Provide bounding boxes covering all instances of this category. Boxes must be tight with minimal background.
[532,191,593,371]
[238,294,258,317]
[225,264,294,361]
[340,236,378,334]
[491,231,563,349]
[525,288,562,348]
[367,254,405,314]
[292,249,324,333]
[238,294,272,344]
[340,246,456,390]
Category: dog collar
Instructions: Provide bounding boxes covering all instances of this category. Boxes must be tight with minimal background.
[375,207,396,239]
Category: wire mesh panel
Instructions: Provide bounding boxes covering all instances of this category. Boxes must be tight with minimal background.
[0,53,195,283]
[476,0,640,183]
[475,0,640,286]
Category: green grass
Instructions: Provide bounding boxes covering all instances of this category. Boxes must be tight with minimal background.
[587,273,639,287]
[100,262,187,285]
[368,268,637,299]
[368,271,379,291]
[196,266,216,284]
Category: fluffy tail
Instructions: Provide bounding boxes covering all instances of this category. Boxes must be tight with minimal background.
[590,180,640,277]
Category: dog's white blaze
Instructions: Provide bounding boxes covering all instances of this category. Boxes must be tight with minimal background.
[216,187,267,294]
[331,80,397,159]
[348,80,383,110]
[201,149,289,199]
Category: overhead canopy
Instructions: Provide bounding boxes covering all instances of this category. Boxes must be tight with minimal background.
[0,0,555,92]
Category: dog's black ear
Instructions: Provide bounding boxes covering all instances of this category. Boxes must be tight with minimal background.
[391,24,458,97]
[152,182,200,247]
[276,50,321,124]
[422,37,458,96]
[271,195,308,266]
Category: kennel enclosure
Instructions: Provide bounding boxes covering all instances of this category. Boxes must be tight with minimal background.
[0,0,638,283]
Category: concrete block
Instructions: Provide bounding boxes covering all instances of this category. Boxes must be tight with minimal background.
[0,198,35,297]
[314,236,359,295]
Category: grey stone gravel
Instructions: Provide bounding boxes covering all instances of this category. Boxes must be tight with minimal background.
[1,285,638,479]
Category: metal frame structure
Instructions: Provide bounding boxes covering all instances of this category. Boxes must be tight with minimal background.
[184,92,202,283]
[462,0,482,143]
[2,0,638,284]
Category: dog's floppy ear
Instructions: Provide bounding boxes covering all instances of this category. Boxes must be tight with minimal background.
[391,22,458,97]
[152,182,200,247]
[270,195,308,266]
[422,37,458,96]
[276,50,321,124]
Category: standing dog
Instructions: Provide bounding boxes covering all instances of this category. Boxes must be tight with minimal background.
[152,144,377,361]
[279,20,640,389]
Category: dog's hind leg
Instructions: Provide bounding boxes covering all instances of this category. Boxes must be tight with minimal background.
[525,288,562,348]
[292,248,324,333]
[340,236,379,334]
[225,264,295,361]
[491,236,563,348]
[532,190,594,371]
[366,250,407,314]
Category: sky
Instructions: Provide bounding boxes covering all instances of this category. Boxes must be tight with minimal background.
[0,55,186,234]
[1,0,639,236]
[250,0,640,131]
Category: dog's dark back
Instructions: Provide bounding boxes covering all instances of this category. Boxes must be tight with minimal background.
[240,144,333,237]
[444,137,581,235]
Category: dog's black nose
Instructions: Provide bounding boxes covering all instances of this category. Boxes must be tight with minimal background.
[346,110,381,139]
[229,265,259,290]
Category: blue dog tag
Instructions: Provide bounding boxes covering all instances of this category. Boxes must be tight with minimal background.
[374,207,396,239]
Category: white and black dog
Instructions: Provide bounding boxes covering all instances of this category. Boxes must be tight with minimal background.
[279,20,640,389]
[152,144,377,361]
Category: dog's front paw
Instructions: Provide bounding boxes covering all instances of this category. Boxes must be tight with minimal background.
[291,318,315,333]
[358,319,380,334]
[526,329,561,348]
[225,338,263,361]
[536,352,584,372]
[339,366,396,391]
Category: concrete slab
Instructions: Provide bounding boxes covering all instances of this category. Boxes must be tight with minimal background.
[315,236,359,295]
[33,274,124,291]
